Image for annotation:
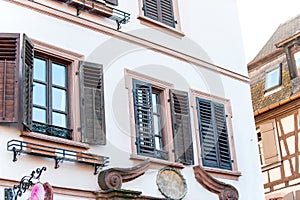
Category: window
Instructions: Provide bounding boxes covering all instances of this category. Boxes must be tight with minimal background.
[31,54,70,138]
[265,66,282,91]
[127,69,194,165]
[257,121,280,166]
[138,0,182,34]
[22,34,106,144]
[196,98,232,170]
[143,0,175,28]
[294,51,300,75]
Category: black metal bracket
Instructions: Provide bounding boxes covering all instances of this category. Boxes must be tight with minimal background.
[7,140,109,175]
[4,167,46,200]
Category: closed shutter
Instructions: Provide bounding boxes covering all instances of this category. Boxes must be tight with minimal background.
[197,98,232,170]
[80,61,106,145]
[0,33,20,122]
[160,0,175,27]
[133,80,156,157]
[260,122,279,165]
[143,0,159,21]
[170,89,194,165]
[22,34,34,130]
[105,0,118,6]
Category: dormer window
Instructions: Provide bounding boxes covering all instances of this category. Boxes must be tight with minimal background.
[264,65,282,91]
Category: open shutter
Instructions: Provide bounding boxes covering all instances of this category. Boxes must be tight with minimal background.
[22,34,34,130]
[260,122,279,165]
[104,0,118,6]
[133,80,156,157]
[80,61,106,145]
[170,89,194,165]
[160,0,175,27]
[0,33,20,122]
[197,98,219,168]
[143,0,159,21]
[214,102,232,170]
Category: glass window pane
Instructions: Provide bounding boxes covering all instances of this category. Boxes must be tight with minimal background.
[153,115,161,135]
[295,51,300,67]
[33,58,46,82]
[32,107,46,123]
[52,63,66,87]
[52,112,66,128]
[33,82,46,106]
[52,88,66,111]
[265,68,280,90]
[155,136,162,150]
[152,93,158,113]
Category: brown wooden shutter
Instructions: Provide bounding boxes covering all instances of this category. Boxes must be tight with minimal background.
[0,33,20,122]
[170,89,194,165]
[79,61,106,145]
[260,122,279,165]
[22,34,34,130]
[104,0,118,6]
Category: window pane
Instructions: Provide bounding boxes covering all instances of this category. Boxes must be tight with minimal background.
[265,68,280,90]
[52,87,66,112]
[153,115,161,135]
[33,82,46,106]
[152,93,159,113]
[295,51,300,67]
[33,58,46,81]
[155,136,162,150]
[32,107,46,123]
[52,112,66,128]
[52,63,66,87]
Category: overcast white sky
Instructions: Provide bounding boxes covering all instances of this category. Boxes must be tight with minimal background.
[237,0,300,63]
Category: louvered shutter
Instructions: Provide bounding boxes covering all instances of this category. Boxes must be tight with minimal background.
[143,0,175,28]
[170,89,194,165]
[214,102,232,170]
[105,0,118,6]
[80,61,106,145]
[260,122,279,165]
[160,0,175,27]
[197,98,232,170]
[0,33,20,122]
[133,80,156,157]
[22,34,34,130]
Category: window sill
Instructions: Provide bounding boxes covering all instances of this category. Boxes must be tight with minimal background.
[130,154,184,169]
[264,86,282,96]
[203,167,241,181]
[137,16,185,38]
[262,161,282,172]
[21,131,90,151]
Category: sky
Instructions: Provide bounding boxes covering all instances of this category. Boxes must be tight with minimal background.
[237,0,300,63]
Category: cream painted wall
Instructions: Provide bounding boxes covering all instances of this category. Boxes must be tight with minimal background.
[0,0,262,199]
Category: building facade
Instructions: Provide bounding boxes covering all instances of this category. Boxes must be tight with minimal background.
[0,0,263,199]
[248,15,300,200]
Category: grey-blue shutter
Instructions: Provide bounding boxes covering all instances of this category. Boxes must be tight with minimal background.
[133,80,156,157]
[22,34,34,130]
[197,98,232,170]
[0,33,20,122]
[104,0,118,6]
[170,89,194,165]
[214,103,232,170]
[143,0,159,21]
[79,61,106,145]
[160,0,175,27]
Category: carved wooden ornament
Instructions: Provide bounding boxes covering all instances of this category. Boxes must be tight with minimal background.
[193,166,239,200]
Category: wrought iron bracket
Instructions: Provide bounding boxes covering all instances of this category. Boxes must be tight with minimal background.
[4,167,46,200]
[7,140,109,175]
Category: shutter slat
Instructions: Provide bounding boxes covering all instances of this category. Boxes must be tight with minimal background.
[22,34,34,129]
[104,0,118,6]
[170,89,194,165]
[144,0,159,20]
[80,61,106,145]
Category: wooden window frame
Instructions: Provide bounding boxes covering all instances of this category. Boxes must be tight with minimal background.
[21,38,89,149]
[137,0,184,37]
[125,69,185,168]
[190,89,240,179]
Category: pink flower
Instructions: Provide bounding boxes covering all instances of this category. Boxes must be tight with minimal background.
[30,183,45,200]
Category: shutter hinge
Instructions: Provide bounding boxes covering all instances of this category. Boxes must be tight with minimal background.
[76,71,79,75]
[168,99,170,103]
[77,127,82,132]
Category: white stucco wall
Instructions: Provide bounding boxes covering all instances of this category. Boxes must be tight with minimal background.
[0,0,263,199]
